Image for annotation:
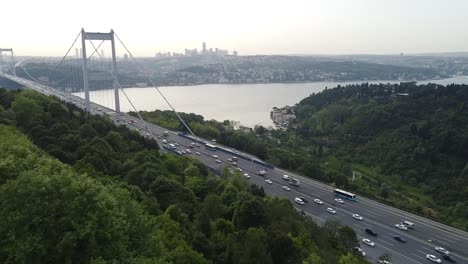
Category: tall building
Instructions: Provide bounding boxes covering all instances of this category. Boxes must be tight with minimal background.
[100,50,105,58]
[75,48,79,58]
[202,42,206,54]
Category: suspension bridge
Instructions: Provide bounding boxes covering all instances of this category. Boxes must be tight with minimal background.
[1,28,468,264]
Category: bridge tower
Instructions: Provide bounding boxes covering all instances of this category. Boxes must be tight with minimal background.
[81,29,120,113]
[0,48,15,75]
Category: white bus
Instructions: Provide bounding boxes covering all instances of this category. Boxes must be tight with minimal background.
[334,189,356,201]
[205,143,216,151]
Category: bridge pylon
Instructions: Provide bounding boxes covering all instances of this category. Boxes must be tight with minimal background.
[0,48,15,75]
[81,29,120,113]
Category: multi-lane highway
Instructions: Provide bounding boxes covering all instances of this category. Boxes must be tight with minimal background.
[3,73,468,264]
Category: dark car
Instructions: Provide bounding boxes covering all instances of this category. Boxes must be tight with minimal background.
[394,236,407,243]
[443,254,456,263]
[365,228,378,236]
[299,197,309,203]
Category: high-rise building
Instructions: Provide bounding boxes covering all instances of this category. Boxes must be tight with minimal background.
[100,50,105,58]
[202,42,206,54]
[75,48,79,58]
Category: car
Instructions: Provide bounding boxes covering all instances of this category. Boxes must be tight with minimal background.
[227,158,233,162]
[216,159,222,163]
[236,168,243,172]
[231,161,237,166]
[195,152,201,155]
[282,174,290,180]
[402,220,415,229]
[327,208,336,214]
[189,145,194,148]
[265,179,273,184]
[162,140,167,144]
[353,247,366,257]
[176,151,183,155]
[426,254,441,263]
[243,173,251,179]
[395,224,408,231]
[435,247,449,255]
[362,238,375,247]
[314,199,323,205]
[393,236,407,243]
[136,128,141,131]
[352,214,363,220]
[195,143,201,147]
[334,198,344,204]
[157,136,162,139]
[294,198,305,205]
[299,197,308,203]
[258,170,267,176]
[442,254,456,263]
[146,133,150,136]
[378,261,391,264]
[212,155,219,159]
[185,149,191,154]
[365,229,378,236]
[174,143,179,146]
[181,150,187,154]
[282,185,291,191]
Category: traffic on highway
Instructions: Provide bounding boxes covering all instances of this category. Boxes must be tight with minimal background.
[5,73,468,264]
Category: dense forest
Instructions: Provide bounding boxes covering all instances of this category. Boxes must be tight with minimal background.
[134,82,468,231]
[0,88,369,263]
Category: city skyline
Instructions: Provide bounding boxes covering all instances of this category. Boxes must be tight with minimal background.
[1,0,468,57]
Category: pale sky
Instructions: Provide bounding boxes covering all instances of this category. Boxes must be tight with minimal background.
[1,0,467,57]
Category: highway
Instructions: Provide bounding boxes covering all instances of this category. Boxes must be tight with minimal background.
[3,73,468,264]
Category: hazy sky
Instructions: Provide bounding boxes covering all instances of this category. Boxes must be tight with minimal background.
[1,0,467,56]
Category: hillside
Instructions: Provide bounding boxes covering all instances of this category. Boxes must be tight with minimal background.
[293,82,468,229]
[133,82,468,231]
[0,88,369,263]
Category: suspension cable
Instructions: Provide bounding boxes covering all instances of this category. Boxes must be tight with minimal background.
[84,32,151,134]
[114,32,196,136]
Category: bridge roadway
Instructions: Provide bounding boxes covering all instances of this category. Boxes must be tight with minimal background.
[3,74,468,264]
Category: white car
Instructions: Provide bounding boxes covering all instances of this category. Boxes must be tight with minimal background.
[282,174,290,180]
[265,179,273,184]
[195,152,201,155]
[216,159,222,163]
[162,140,167,144]
[353,247,366,257]
[294,198,305,205]
[434,246,449,255]
[243,173,250,179]
[212,155,219,159]
[185,149,191,154]
[426,254,441,263]
[362,238,375,247]
[327,208,336,214]
[395,224,408,231]
[314,199,323,205]
[236,168,243,172]
[352,214,363,220]
[282,186,291,191]
[174,143,179,146]
[334,198,344,204]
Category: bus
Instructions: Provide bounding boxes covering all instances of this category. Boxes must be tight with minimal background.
[334,189,356,201]
[205,143,216,151]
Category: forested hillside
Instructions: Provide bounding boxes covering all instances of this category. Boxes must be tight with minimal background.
[0,89,367,263]
[294,82,468,229]
[134,83,468,231]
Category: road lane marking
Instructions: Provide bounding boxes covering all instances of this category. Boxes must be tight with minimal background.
[433,234,458,244]
[356,235,423,264]
[377,238,394,247]
[411,253,426,262]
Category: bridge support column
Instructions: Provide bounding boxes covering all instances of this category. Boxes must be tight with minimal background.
[110,30,120,113]
[81,29,91,112]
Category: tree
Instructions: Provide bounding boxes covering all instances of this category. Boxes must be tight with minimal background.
[378,253,392,263]
[338,226,358,250]
[338,253,360,264]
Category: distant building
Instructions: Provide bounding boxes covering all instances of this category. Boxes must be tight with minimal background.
[202,42,206,54]
[233,50,238,56]
[123,53,129,60]
[75,48,79,58]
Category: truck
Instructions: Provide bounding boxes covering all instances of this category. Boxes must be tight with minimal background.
[163,131,169,137]
[289,178,300,187]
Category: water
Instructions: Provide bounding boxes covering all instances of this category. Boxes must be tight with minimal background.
[77,76,468,128]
